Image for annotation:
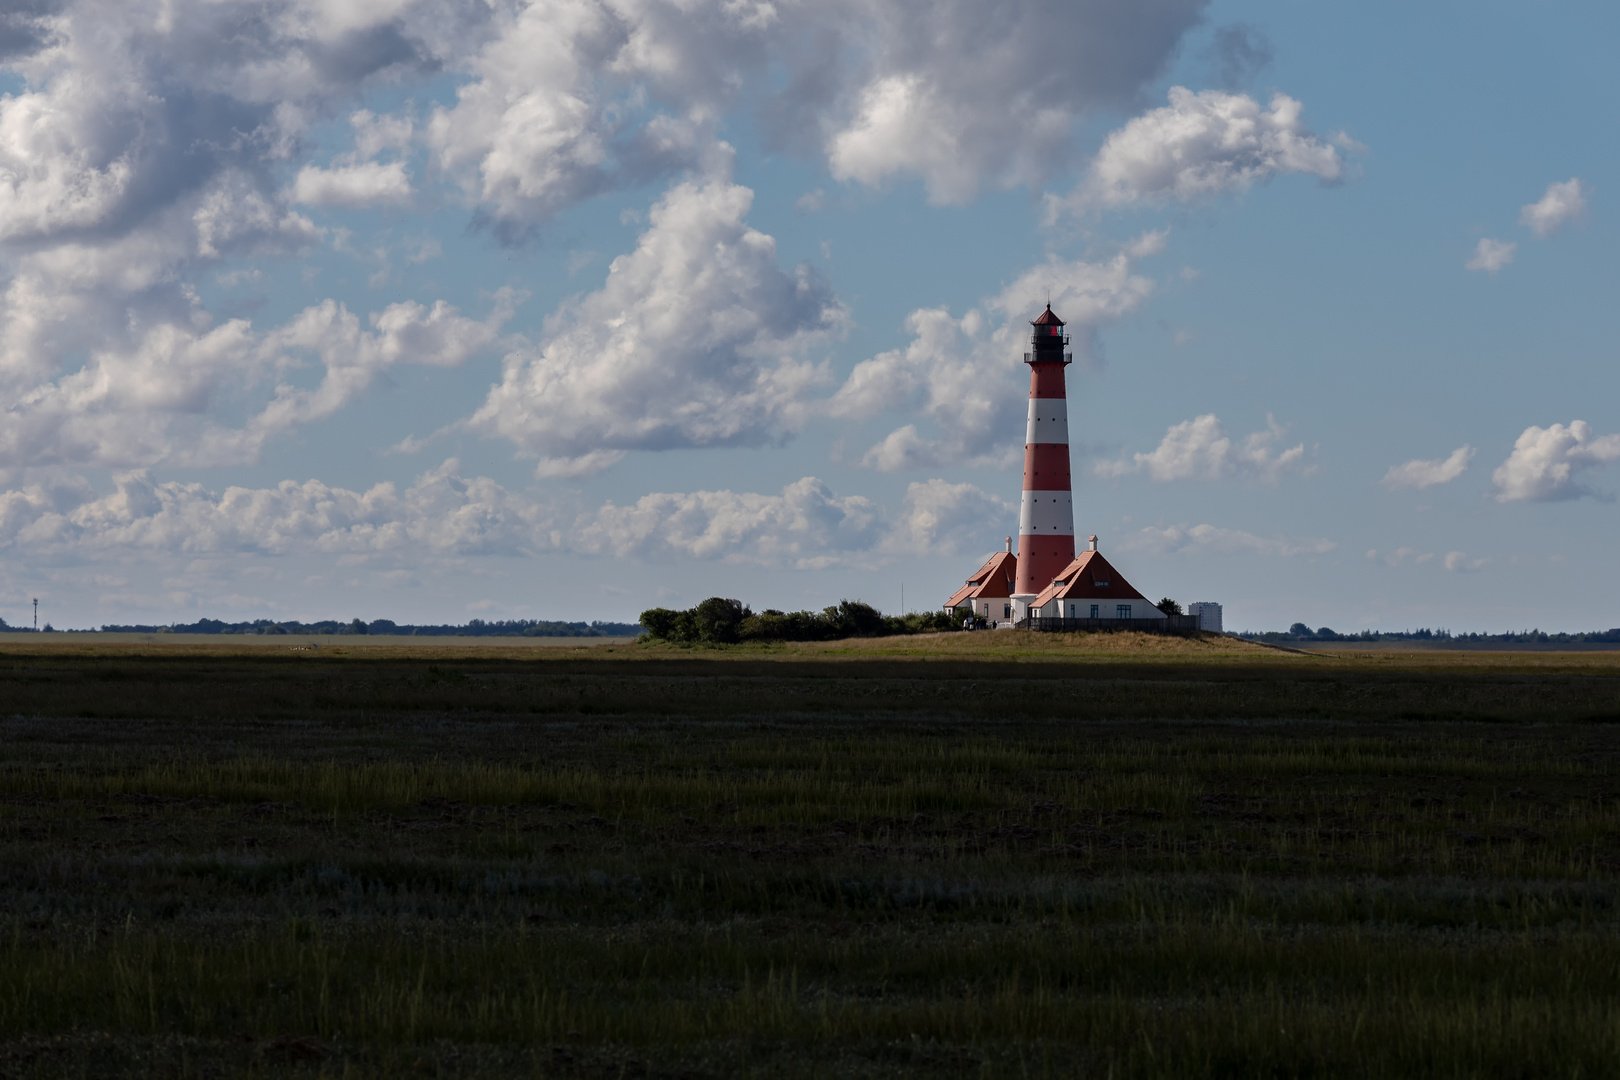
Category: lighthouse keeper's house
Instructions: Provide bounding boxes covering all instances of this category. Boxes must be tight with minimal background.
[945,541,1018,624]
[1026,536,1165,623]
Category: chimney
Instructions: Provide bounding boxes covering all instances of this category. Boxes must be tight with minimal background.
[1088,534,1098,551]
[1005,536,1012,554]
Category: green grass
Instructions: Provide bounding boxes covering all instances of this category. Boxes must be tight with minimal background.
[0,641,1617,1077]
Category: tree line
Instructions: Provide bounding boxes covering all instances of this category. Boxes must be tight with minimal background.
[0,617,641,637]
[1244,625,1620,644]
[639,598,956,645]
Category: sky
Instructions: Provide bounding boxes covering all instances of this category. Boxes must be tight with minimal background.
[0,0,1615,633]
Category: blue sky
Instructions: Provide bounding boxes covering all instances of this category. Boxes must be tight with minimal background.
[0,0,1614,632]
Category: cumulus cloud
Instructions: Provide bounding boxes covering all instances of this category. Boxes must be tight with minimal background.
[1051,87,1346,216]
[1442,551,1490,573]
[1095,413,1307,484]
[1491,420,1620,502]
[1466,238,1516,273]
[423,0,646,232]
[574,477,882,570]
[1125,523,1336,558]
[291,162,414,208]
[1520,178,1586,238]
[826,241,1158,471]
[419,0,1209,223]
[0,0,1224,485]
[1381,445,1474,490]
[0,460,549,559]
[1367,547,1435,568]
[0,292,513,469]
[0,0,498,470]
[470,177,845,477]
[806,0,1206,205]
[246,293,516,451]
[0,465,995,569]
[881,479,1014,557]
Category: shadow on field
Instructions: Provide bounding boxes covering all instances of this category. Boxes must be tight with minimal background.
[0,645,1617,1077]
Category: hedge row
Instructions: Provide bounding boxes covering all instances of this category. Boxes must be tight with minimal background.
[639,598,956,644]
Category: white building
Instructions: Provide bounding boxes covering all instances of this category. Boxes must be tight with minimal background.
[1187,602,1223,632]
[1023,537,1166,622]
[945,542,1018,624]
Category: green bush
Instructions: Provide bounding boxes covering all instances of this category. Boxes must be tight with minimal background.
[640,598,955,645]
[694,597,748,643]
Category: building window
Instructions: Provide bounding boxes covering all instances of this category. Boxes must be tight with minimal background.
[1117,604,1131,619]
[1089,605,1099,618]
[1004,604,1011,618]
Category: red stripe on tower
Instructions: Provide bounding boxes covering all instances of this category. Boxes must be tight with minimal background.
[1013,304,1075,599]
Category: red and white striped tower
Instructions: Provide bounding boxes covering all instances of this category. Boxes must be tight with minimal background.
[1013,304,1075,602]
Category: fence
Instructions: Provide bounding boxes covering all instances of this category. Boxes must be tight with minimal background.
[1016,615,1202,634]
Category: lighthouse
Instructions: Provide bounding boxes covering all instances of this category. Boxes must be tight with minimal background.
[1012,304,1075,611]
[942,300,1189,631]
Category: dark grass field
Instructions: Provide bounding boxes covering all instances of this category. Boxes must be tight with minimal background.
[1,633,1618,1077]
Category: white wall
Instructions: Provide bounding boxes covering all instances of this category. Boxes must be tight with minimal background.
[978,598,1013,621]
[953,598,1015,621]
[1037,599,1166,619]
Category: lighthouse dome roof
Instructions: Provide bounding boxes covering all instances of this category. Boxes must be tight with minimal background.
[1031,304,1065,327]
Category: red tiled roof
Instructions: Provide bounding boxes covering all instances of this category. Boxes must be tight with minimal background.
[1029,549,1149,608]
[1031,303,1065,327]
[945,550,1017,607]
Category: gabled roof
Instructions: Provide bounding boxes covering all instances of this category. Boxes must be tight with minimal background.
[1029,549,1149,608]
[1031,303,1065,327]
[946,550,1017,608]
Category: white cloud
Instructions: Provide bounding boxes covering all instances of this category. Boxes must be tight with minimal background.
[470,176,846,477]
[291,161,414,208]
[1381,445,1474,490]
[1466,238,1516,273]
[827,74,982,203]
[1,465,1011,572]
[348,109,416,160]
[814,0,1205,205]
[881,479,1014,557]
[1125,523,1336,558]
[0,460,549,559]
[573,477,882,570]
[0,0,495,472]
[1051,87,1346,215]
[0,291,513,469]
[1096,413,1307,485]
[246,292,516,451]
[795,188,826,213]
[1520,178,1586,238]
[423,0,639,232]
[1491,420,1620,502]
[418,0,1208,223]
[0,0,1220,485]
[1367,547,1435,568]
[1443,551,1490,573]
[826,241,1158,471]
